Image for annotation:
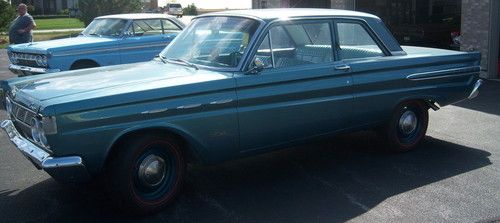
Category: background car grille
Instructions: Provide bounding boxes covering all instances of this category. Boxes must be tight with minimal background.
[16,59,40,67]
[9,52,47,68]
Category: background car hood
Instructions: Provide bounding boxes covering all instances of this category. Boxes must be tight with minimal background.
[8,36,116,54]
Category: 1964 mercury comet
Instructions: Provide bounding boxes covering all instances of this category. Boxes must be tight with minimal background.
[0,9,483,213]
[7,13,185,76]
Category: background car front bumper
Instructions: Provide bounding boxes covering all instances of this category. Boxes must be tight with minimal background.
[1,120,90,182]
[9,64,60,76]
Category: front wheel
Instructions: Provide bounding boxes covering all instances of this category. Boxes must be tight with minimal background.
[383,101,429,152]
[105,134,185,214]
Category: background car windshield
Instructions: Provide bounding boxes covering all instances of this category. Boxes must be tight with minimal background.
[169,4,181,8]
[82,19,128,37]
[160,17,260,68]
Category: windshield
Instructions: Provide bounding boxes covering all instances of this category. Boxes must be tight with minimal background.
[169,4,181,8]
[160,16,260,68]
[82,19,128,37]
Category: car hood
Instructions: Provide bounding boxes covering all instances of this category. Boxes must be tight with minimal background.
[6,60,232,113]
[8,36,116,54]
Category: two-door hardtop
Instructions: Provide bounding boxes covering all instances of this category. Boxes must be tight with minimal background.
[7,13,185,76]
[0,9,482,213]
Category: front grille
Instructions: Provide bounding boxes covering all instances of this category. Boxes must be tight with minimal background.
[10,52,46,68]
[7,98,37,140]
[10,99,37,127]
[16,59,40,67]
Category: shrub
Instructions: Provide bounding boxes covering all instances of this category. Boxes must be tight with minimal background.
[27,4,35,13]
[77,0,142,26]
[59,9,70,15]
[0,1,16,33]
[183,3,198,16]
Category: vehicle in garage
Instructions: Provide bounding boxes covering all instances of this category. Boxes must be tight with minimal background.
[7,13,185,76]
[0,8,482,214]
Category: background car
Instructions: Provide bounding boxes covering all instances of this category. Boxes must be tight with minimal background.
[7,13,185,76]
[165,3,183,18]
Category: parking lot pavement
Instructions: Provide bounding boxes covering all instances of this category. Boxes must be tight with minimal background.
[0,48,499,222]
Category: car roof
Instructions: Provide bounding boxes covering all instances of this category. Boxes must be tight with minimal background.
[96,13,176,20]
[200,8,380,21]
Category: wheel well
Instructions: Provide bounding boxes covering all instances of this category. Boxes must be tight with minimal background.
[105,128,200,169]
[397,98,437,111]
[70,59,100,70]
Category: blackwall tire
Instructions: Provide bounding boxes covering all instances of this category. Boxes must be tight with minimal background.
[105,134,185,214]
[384,101,429,152]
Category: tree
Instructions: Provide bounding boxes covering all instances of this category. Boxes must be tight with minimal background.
[0,1,16,33]
[77,0,142,26]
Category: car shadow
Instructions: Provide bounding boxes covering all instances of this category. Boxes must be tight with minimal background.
[453,80,500,116]
[0,132,492,223]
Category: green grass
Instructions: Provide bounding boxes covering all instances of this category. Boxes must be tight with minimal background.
[35,18,85,30]
[1,31,81,48]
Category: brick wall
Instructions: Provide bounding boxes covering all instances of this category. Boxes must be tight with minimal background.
[461,0,491,77]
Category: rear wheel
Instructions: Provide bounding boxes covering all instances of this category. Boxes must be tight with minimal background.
[383,101,429,152]
[105,134,185,214]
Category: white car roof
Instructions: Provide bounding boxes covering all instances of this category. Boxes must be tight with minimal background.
[96,13,176,20]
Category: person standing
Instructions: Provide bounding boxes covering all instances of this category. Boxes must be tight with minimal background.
[8,3,36,44]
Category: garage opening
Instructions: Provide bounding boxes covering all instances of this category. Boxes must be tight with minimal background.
[355,0,462,50]
[290,0,330,8]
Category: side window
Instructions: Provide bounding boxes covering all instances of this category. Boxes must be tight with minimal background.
[127,19,164,37]
[253,21,333,69]
[336,22,384,60]
[270,26,294,49]
[162,19,181,34]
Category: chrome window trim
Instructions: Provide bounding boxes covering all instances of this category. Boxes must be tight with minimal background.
[243,17,338,72]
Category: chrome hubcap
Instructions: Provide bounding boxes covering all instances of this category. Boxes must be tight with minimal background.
[399,110,418,135]
[138,154,166,187]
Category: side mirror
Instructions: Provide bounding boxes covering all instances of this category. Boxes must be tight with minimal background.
[247,57,265,74]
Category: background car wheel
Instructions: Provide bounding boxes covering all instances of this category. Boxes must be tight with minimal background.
[106,134,185,214]
[383,101,429,152]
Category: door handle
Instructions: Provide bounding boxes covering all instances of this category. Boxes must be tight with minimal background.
[334,64,351,71]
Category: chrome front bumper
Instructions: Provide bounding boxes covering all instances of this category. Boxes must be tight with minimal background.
[9,64,60,76]
[1,120,89,182]
[468,79,483,99]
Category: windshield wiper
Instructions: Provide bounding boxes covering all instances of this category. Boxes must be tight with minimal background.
[167,58,199,70]
[87,33,102,37]
[158,55,168,64]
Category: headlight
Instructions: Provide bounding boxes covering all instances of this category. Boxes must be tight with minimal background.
[5,97,12,115]
[35,55,48,67]
[41,55,48,66]
[8,51,18,64]
[31,117,50,147]
[31,117,42,143]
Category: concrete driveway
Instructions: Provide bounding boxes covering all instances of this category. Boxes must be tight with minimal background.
[0,49,499,222]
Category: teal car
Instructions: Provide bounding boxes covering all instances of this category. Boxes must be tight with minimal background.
[0,9,482,213]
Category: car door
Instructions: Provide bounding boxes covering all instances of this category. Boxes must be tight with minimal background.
[236,19,354,153]
[120,19,180,63]
[332,19,395,127]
